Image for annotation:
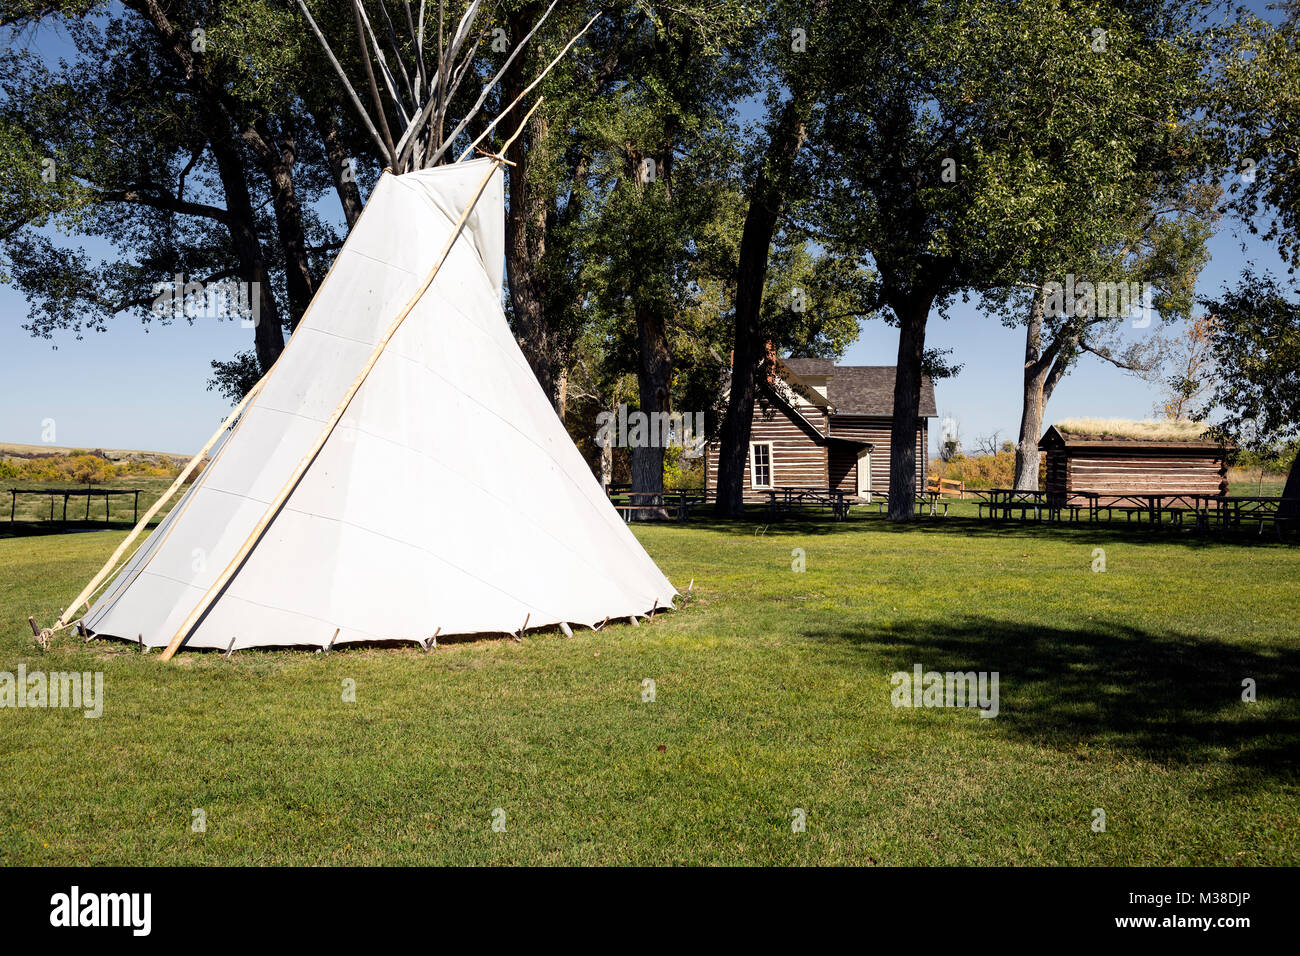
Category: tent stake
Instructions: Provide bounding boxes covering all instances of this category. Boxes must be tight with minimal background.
[224,636,237,658]
[325,627,340,654]
[513,613,529,643]
[594,616,609,632]
[424,627,441,651]
[559,622,572,638]
[27,617,39,637]
[648,599,659,621]
[628,615,639,627]
[157,102,541,663]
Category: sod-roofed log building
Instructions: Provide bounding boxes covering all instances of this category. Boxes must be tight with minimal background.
[1039,420,1233,499]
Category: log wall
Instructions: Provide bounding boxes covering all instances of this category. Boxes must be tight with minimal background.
[705,397,828,500]
[828,417,928,496]
[1045,447,1228,496]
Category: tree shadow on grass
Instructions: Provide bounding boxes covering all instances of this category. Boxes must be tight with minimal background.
[672,510,1294,550]
[0,520,159,541]
[669,513,855,537]
[802,614,1300,788]
[933,515,1294,551]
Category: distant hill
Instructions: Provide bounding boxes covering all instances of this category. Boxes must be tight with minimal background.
[0,442,191,467]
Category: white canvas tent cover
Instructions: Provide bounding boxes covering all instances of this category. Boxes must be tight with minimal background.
[85,159,676,651]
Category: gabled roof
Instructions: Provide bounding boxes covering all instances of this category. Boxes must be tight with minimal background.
[781,359,937,417]
[770,357,831,409]
[757,380,827,445]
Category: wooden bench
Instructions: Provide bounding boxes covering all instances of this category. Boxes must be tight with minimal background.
[926,476,964,498]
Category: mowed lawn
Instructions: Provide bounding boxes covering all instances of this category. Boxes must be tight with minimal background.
[1,512,1297,865]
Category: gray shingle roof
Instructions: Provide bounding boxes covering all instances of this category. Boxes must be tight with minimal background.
[782,360,937,417]
[781,357,836,376]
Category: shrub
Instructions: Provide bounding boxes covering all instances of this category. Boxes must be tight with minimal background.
[931,450,1036,490]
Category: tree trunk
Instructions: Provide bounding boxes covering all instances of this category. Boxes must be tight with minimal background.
[714,93,813,517]
[600,409,614,490]
[252,121,315,329]
[502,7,557,408]
[1015,289,1048,490]
[312,104,364,228]
[629,139,674,519]
[1016,288,1084,490]
[632,304,672,519]
[208,133,284,372]
[1281,450,1300,522]
[555,365,569,425]
[886,294,931,521]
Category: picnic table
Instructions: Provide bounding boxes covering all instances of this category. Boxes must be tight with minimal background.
[974,489,1063,521]
[972,489,1297,538]
[765,487,851,521]
[866,490,948,516]
[607,489,708,522]
[975,489,1210,524]
[1216,495,1298,535]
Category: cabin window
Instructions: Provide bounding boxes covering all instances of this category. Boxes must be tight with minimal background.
[750,442,773,489]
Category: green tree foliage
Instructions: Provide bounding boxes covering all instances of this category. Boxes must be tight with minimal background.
[1199,271,1300,505]
[1,2,361,393]
[1214,0,1300,270]
[807,0,1219,514]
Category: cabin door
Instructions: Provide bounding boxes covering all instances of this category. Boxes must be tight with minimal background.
[856,448,872,500]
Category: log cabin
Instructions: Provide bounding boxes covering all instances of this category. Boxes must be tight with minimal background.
[704,357,937,501]
[1039,419,1233,500]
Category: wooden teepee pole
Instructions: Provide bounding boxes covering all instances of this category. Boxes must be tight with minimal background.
[51,372,273,630]
[157,99,542,662]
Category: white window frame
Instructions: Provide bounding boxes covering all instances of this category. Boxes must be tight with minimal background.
[749,441,774,489]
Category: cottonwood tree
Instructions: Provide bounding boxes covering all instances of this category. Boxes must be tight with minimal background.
[712,0,845,518]
[1,1,359,393]
[1215,0,1300,271]
[807,0,1020,519]
[810,0,1220,513]
[986,0,1220,490]
[996,198,1215,489]
[1149,313,1217,420]
[573,2,751,512]
[1200,271,1300,510]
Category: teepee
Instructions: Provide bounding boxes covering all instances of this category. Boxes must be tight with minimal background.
[50,2,676,656]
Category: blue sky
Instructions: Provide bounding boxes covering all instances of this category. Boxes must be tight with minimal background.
[1,2,1291,454]
[840,224,1292,450]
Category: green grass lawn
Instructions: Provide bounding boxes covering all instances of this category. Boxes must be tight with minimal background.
[1,512,1296,865]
